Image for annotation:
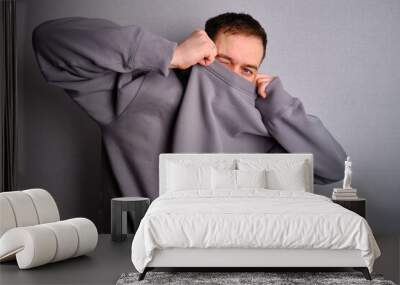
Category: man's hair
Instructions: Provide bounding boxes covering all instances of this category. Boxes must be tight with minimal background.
[205,12,268,62]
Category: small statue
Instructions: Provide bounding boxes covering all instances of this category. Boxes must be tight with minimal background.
[342,156,352,189]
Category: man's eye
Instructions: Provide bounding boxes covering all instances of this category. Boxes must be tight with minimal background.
[243,68,253,75]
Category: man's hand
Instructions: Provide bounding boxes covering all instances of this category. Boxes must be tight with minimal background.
[254,73,277,98]
[170,29,217,70]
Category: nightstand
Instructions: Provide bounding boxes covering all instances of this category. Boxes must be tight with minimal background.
[111,197,150,242]
[332,198,366,218]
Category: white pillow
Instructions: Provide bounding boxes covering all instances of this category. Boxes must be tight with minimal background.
[211,168,236,190]
[166,161,212,191]
[211,168,268,190]
[266,168,306,191]
[237,158,308,191]
[236,169,268,188]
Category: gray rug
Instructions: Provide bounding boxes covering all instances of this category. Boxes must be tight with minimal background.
[116,271,396,285]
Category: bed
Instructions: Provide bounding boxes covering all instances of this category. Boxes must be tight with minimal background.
[131,153,381,280]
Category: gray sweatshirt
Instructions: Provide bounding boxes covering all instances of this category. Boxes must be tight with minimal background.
[32,17,347,199]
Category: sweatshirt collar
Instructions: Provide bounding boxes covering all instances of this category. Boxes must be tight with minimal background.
[204,60,258,98]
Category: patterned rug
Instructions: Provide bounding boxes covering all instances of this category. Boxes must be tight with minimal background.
[116,271,396,285]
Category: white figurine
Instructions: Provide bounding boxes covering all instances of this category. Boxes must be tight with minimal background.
[342,156,352,189]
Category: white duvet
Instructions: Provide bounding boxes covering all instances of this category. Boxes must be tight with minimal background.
[131,189,380,273]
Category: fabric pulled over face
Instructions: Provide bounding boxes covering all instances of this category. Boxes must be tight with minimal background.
[171,60,271,153]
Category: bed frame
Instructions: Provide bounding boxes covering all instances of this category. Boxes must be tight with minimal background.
[139,153,371,281]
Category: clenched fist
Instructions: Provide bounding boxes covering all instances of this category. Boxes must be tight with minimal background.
[169,29,217,69]
[254,73,277,98]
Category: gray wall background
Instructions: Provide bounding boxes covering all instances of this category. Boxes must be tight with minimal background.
[16,0,400,234]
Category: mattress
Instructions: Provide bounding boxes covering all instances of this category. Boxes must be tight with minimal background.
[131,189,380,273]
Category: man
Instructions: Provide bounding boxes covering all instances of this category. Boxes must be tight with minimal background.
[171,13,273,97]
[32,12,347,199]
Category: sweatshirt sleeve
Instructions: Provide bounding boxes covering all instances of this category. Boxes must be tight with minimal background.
[32,17,177,125]
[255,77,347,185]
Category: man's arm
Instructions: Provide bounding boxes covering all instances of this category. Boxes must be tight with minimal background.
[255,77,347,184]
[32,17,177,125]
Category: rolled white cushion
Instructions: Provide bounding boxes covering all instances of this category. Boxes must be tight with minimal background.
[0,196,17,237]
[42,221,79,262]
[66,218,98,257]
[0,189,60,237]
[0,225,57,269]
[0,191,39,227]
[0,218,98,269]
[23,188,59,223]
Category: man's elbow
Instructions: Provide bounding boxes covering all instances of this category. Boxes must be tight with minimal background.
[314,148,347,185]
[314,172,343,185]
[32,20,51,52]
[32,18,64,56]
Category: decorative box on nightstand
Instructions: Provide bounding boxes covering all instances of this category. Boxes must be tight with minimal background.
[332,198,366,218]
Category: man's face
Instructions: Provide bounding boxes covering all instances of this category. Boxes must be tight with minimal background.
[214,31,264,84]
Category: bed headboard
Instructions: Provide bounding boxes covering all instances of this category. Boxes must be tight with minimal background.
[159,153,314,195]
